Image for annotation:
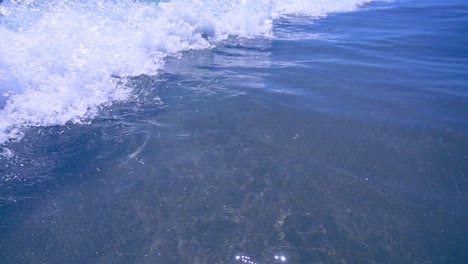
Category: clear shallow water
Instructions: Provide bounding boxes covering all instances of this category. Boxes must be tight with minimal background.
[1,0,467,263]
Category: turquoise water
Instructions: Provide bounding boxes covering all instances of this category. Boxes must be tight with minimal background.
[1,0,467,263]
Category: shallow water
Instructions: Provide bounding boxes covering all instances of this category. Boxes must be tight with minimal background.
[1,0,467,263]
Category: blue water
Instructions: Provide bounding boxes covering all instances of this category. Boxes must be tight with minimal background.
[1,0,467,263]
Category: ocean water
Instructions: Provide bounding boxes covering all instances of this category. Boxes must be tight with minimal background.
[0,0,467,263]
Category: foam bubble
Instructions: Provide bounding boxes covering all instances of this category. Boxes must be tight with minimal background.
[0,0,373,143]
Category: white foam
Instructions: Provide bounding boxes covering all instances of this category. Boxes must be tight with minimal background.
[0,147,14,159]
[0,0,373,143]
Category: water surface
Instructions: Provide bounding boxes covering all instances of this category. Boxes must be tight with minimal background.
[1,0,467,263]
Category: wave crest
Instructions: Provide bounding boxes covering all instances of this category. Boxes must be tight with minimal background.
[0,0,372,143]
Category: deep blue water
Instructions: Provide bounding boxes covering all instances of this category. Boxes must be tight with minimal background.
[1,0,467,263]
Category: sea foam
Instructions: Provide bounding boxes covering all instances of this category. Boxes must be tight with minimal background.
[0,0,372,143]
